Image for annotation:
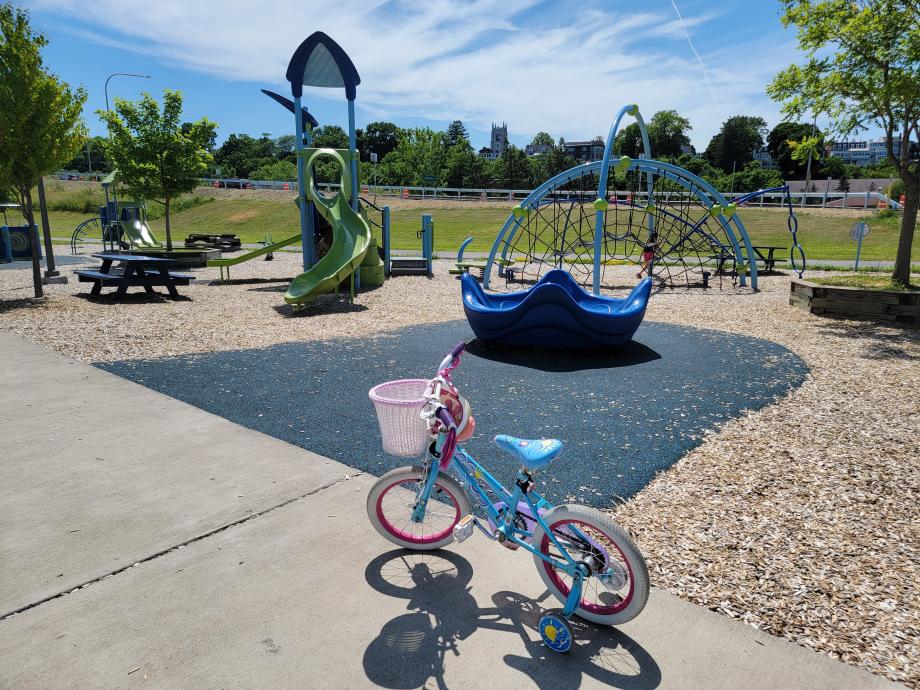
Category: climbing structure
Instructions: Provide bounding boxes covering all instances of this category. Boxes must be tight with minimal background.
[482,105,765,293]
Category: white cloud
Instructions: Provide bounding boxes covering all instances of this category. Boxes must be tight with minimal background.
[27,0,799,150]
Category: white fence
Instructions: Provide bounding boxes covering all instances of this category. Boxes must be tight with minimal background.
[54,171,903,210]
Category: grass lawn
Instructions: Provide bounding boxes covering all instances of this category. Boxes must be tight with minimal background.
[41,183,919,262]
[808,273,919,290]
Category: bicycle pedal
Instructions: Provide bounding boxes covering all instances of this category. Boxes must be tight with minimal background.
[453,515,475,543]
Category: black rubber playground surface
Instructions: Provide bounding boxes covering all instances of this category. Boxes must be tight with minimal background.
[98,320,807,506]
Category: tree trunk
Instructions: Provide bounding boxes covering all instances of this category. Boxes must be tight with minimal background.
[892,177,919,286]
[164,197,173,251]
[22,187,43,298]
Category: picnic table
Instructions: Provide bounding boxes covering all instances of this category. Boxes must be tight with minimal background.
[711,245,787,275]
[76,253,194,298]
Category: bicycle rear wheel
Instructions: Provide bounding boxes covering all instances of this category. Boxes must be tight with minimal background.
[366,465,470,550]
[531,504,649,625]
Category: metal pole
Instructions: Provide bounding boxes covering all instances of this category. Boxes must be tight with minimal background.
[105,72,151,111]
[855,231,863,271]
[382,206,391,277]
[347,99,359,212]
[803,114,817,203]
[36,177,61,280]
[293,95,314,269]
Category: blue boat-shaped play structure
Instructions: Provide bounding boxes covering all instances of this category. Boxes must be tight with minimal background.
[462,270,653,349]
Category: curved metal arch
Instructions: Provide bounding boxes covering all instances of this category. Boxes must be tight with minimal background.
[593,104,654,293]
[482,158,758,290]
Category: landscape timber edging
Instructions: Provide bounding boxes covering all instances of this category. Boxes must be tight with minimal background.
[789,277,920,324]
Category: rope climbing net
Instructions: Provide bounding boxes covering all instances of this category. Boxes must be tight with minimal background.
[495,164,746,293]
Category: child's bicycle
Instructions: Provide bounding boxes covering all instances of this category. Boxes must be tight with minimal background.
[366,342,649,653]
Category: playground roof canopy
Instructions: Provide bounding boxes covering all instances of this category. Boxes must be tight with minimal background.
[286,31,360,100]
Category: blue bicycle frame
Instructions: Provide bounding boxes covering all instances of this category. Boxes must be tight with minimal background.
[411,433,594,617]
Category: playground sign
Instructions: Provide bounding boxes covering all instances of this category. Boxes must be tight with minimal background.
[850,221,870,270]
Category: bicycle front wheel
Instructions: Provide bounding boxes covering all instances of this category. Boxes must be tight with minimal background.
[531,504,649,625]
[366,465,471,550]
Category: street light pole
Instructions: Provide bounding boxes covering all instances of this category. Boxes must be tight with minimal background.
[103,73,150,252]
[104,72,151,111]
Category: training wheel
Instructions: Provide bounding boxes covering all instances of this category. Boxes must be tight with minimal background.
[539,611,574,653]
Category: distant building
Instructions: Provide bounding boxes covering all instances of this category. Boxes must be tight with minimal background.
[490,123,508,157]
[752,147,779,169]
[828,137,910,166]
[563,139,605,162]
[478,122,509,160]
[524,143,551,157]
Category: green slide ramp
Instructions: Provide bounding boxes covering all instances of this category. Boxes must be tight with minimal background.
[119,219,162,249]
[207,234,301,268]
[284,148,370,305]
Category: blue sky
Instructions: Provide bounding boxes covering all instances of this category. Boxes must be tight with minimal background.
[22,0,866,152]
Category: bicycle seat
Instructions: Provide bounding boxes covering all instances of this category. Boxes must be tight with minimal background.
[494,435,563,470]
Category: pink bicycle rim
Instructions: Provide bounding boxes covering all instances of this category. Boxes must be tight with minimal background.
[541,518,635,614]
[376,478,460,545]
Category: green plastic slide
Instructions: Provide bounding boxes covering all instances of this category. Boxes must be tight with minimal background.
[284,148,370,305]
[207,234,301,268]
[119,219,162,249]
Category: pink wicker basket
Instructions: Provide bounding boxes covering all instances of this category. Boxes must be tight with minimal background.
[368,379,431,457]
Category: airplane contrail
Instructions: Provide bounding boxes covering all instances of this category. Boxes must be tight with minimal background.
[669,0,715,101]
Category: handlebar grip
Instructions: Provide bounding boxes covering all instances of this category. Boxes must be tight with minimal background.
[436,406,456,430]
[450,341,466,358]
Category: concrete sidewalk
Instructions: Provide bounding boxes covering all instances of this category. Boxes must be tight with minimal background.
[0,332,900,689]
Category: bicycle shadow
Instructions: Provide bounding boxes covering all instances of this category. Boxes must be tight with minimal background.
[362,549,661,690]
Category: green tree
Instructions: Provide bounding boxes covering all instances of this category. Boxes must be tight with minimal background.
[836,166,850,192]
[530,131,554,147]
[614,123,644,158]
[444,142,480,188]
[818,154,843,180]
[313,124,349,150]
[213,133,272,178]
[494,145,532,189]
[0,3,86,297]
[445,120,469,148]
[62,135,111,173]
[535,145,578,180]
[357,121,401,162]
[768,0,920,285]
[272,134,296,162]
[614,110,692,159]
[731,161,784,192]
[99,90,216,250]
[767,122,820,178]
[250,159,296,181]
[182,121,216,151]
[648,110,692,158]
[704,115,769,173]
[378,128,447,185]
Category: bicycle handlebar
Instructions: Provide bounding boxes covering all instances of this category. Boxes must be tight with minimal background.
[436,406,456,430]
[436,341,467,374]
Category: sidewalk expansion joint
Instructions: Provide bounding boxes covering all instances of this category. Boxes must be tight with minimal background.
[0,473,361,622]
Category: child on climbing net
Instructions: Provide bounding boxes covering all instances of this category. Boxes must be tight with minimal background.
[636,232,659,279]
